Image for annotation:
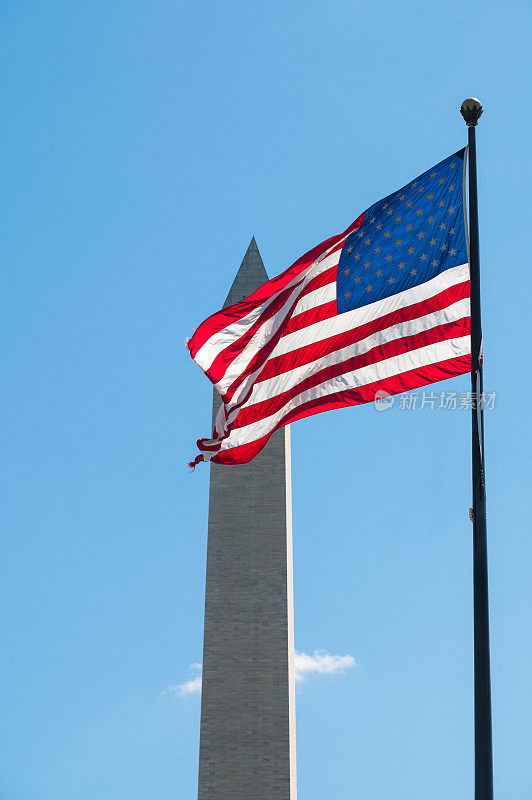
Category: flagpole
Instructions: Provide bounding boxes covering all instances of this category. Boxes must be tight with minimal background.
[460,97,493,800]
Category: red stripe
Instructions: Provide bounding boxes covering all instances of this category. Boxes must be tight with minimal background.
[208,354,471,464]
[284,300,338,336]
[188,214,364,357]
[279,354,471,427]
[296,264,338,297]
[258,281,470,383]
[233,317,470,429]
[208,432,273,465]
[209,263,340,389]
[219,265,340,402]
[205,279,303,384]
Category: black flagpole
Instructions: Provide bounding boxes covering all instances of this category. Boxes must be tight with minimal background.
[460,97,493,800]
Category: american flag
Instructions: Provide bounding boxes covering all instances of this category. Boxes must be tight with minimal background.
[188,150,470,466]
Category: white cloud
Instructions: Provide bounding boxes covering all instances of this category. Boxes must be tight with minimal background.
[175,675,203,696]
[294,650,356,684]
[164,650,355,699]
[162,663,203,697]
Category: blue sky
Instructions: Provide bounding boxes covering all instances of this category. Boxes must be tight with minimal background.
[2,1,531,798]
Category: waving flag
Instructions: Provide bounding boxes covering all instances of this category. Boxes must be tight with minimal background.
[188,150,470,466]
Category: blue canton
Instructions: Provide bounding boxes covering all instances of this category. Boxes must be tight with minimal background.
[337,150,467,315]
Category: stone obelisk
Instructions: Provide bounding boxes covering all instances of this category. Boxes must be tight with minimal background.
[197,238,297,800]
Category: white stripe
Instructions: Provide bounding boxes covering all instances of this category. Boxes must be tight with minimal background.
[274,262,469,358]
[194,240,346,372]
[195,293,281,373]
[214,280,306,395]
[212,248,343,394]
[243,297,470,408]
[291,280,337,316]
[215,335,471,450]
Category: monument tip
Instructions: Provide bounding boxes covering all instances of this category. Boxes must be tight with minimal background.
[224,236,268,307]
[247,235,259,253]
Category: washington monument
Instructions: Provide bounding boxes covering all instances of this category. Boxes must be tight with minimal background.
[197,239,297,799]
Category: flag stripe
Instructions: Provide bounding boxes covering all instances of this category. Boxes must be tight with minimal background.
[203,354,470,465]
[200,338,470,460]
[214,259,468,399]
[195,249,341,377]
[258,282,470,385]
[232,317,470,428]
[219,266,469,405]
[210,257,344,393]
[190,216,363,362]
[214,334,471,448]
[275,263,469,358]
[206,280,304,384]
[283,300,339,337]
[290,267,338,316]
[217,265,346,402]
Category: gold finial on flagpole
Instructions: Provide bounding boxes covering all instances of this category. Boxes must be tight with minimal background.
[460,97,483,126]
